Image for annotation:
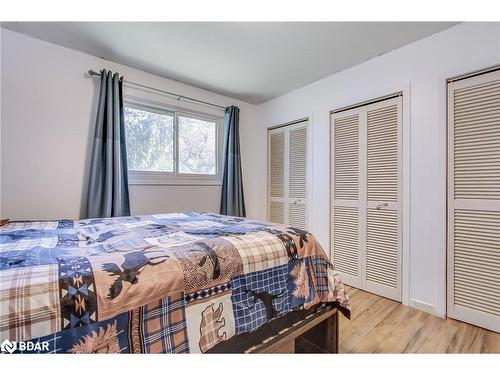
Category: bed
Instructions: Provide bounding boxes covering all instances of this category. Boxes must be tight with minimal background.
[0,212,350,354]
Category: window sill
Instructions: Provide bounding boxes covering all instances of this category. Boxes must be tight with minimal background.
[128,171,222,187]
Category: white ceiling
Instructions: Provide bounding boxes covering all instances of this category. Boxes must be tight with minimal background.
[2,22,458,104]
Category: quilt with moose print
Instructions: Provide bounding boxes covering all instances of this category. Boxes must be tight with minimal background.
[0,213,350,354]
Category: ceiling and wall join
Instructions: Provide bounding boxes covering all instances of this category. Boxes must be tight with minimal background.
[1,22,457,104]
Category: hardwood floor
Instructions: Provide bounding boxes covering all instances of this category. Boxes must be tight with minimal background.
[339,286,500,353]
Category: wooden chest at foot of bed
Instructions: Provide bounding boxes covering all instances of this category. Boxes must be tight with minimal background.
[250,307,339,354]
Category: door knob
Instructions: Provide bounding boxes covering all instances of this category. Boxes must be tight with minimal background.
[376,203,388,210]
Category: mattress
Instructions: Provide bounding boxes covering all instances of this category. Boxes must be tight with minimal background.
[0,212,350,353]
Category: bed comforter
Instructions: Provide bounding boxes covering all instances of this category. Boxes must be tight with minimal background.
[0,212,350,353]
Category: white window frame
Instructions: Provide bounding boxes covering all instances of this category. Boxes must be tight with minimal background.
[124,97,224,186]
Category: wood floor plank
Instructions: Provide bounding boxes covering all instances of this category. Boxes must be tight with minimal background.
[400,311,441,353]
[483,329,500,353]
[350,300,408,353]
[377,307,423,353]
[339,287,500,353]
[340,295,394,352]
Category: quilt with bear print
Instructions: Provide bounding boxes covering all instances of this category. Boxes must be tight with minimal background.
[0,212,350,353]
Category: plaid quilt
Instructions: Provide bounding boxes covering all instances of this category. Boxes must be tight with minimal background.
[0,212,350,354]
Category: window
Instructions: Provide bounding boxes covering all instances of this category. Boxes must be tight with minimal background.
[124,107,174,172]
[178,116,217,175]
[124,102,221,185]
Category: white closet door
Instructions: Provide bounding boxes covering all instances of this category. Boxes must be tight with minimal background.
[364,97,402,301]
[447,70,500,333]
[288,124,308,230]
[331,111,362,288]
[268,121,308,229]
[268,130,286,224]
[331,96,402,300]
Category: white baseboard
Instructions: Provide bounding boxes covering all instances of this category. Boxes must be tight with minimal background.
[410,298,445,318]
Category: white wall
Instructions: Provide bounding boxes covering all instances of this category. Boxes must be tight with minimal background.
[0,28,257,220]
[242,22,500,317]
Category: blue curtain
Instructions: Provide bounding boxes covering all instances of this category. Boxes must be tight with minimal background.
[220,106,246,217]
[85,70,131,218]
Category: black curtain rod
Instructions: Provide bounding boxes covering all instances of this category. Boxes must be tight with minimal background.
[87,69,227,111]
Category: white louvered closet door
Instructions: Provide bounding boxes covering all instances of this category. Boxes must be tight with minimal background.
[331,96,402,301]
[269,130,286,224]
[331,111,362,288]
[364,97,402,301]
[288,125,308,230]
[448,70,500,333]
[268,121,309,230]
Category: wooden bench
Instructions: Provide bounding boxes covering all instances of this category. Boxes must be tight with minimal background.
[248,307,339,354]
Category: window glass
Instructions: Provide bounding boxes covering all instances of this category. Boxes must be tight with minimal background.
[124,107,174,172]
[178,116,217,175]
